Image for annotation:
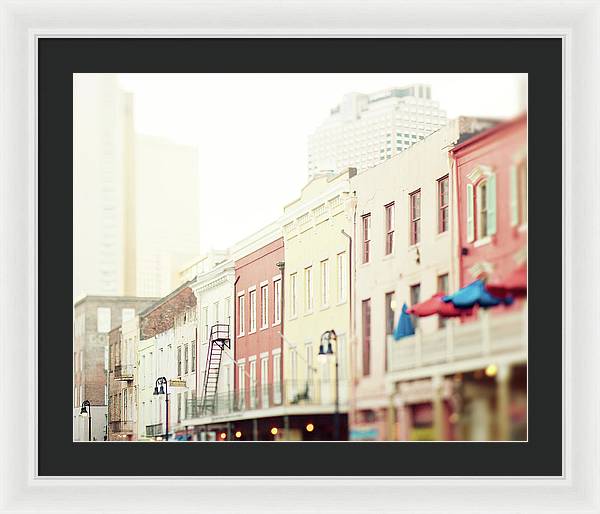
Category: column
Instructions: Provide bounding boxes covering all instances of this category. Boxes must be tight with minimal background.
[496,363,512,440]
[432,375,444,441]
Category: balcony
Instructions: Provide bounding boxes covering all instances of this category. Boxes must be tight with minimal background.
[185,379,346,420]
[109,420,134,433]
[114,364,134,381]
[146,423,164,438]
[387,309,526,375]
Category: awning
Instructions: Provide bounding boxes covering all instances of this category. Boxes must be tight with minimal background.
[487,264,527,298]
[393,303,415,340]
[443,279,513,309]
[407,293,472,318]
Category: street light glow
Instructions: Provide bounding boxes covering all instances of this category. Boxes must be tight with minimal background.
[235,431,242,438]
[485,364,498,377]
[306,423,314,432]
[219,432,227,440]
[270,427,278,435]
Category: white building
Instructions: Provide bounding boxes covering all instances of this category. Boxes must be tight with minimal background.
[134,134,201,298]
[73,74,201,301]
[308,85,447,176]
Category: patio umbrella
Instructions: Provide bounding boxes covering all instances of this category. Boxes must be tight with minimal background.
[406,293,472,318]
[393,303,415,340]
[486,264,527,298]
[442,279,513,309]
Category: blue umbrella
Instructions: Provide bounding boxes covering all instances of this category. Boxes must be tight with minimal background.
[394,303,415,340]
[442,279,513,309]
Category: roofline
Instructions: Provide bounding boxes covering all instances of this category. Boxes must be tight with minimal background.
[138,279,196,318]
[450,112,527,156]
[73,295,160,308]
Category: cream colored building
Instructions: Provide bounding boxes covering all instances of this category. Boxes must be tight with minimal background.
[281,169,355,413]
[349,121,466,440]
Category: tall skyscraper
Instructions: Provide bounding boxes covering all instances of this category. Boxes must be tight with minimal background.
[73,74,201,301]
[307,85,447,175]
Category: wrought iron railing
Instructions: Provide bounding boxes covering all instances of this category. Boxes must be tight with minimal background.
[185,379,347,419]
[146,423,164,438]
[114,364,134,381]
[109,420,134,433]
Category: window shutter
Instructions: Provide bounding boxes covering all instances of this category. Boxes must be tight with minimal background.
[487,173,497,236]
[466,183,474,242]
[510,165,518,226]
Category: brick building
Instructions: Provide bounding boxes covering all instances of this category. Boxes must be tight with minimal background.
[73,295,158,441]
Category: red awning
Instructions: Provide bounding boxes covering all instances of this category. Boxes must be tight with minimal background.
[406,293,472,318]
[487,263,527,298]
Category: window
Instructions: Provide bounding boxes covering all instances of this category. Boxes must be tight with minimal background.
[191,341,196,372]
[320,259,329,307]
[385,202,395,255]
[213,301,220,324]
[177,393,182,423]
[203,306,209,340]
[290,273,297,317]
[249,360,257,409]
[273,353,282,404]
[337,334,346,380]
[183,391,188,420]
[410,283,421,328]
[184,343,189,374]
[362,299,371,376]
[511,159,527,226]
[177,346,182,377]
[304,266,313,312]
[438,175,449,233]
[476,176,497,239]
[224,297,231,324]
[121,308,135,322]
[273,279,281,324]
[260,284,269,329]
[385,292,395,336]
[260,357,269,408]
[337,252,347,303]
[238,295,245,335]
[249,290,257,332]
[409,189,421,245]
[238,363,246,409]
[97,307,111,333]
[362,214,372,263]
[290,349,298,397]
[437,274,449,328]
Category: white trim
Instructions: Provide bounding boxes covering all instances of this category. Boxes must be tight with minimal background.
[247,285,257,293]
[236,358,246,365]
[248,355,257,362]
[236,290,245,298]
[259,280,269,287]
[0,3,591,513]
[271,348,282,356]
[259,352,269,359]
[272,274,282,282]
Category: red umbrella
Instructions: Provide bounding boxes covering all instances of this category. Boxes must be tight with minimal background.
[407,293,472,318]
[487,264,527,298]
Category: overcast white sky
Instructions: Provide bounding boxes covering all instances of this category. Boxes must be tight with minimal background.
[118,73,526,251]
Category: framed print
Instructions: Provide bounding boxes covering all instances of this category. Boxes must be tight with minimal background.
[1,1,598,513]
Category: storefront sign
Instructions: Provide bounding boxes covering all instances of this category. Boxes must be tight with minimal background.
[350,426,380,441]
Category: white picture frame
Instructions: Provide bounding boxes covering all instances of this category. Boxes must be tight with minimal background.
[0,1,595,512]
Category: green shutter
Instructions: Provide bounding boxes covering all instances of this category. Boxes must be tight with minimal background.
[487,174,497,236]
[510,165,518,226]
[466,183,474,242]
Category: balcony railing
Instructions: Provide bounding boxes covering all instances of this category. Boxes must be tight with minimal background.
[109,420,134,433]
[387,309,526,374]
[146,423,164,438]
[185,379,347,420]
[114,364,134,381]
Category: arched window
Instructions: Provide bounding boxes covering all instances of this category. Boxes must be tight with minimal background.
[466,167,496,243]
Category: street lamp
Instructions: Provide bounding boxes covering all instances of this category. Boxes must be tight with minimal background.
[153,376,169,441]
[80,399,92,442]
[318,329,340,440]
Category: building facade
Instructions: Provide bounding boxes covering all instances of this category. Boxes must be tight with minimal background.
[307,85,447,175]
[137,283,197,440]
[280,169,355,440]
[73,295,158,441]
[447,113,527,441]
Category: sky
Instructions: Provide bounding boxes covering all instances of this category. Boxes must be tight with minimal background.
[118,73,526,252]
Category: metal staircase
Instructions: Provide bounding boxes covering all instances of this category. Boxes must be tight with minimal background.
[200,323,230,415]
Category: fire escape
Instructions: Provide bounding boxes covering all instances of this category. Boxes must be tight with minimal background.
[200,323,230,415]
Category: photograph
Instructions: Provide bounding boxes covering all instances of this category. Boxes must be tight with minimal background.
[72,72,528,443]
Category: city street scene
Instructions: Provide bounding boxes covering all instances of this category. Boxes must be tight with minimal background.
[73,73,527,442]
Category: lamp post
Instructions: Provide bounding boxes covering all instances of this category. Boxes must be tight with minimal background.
[80,399,92,442]
[153,376,169,441]
[318,329,339,440]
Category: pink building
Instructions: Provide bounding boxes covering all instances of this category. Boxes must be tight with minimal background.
[451,113,527,304]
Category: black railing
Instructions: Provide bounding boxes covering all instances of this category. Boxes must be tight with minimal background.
[109,420,134,433]
[185,379,345,419]
[114,364,134,381]
[146,423,164,438]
